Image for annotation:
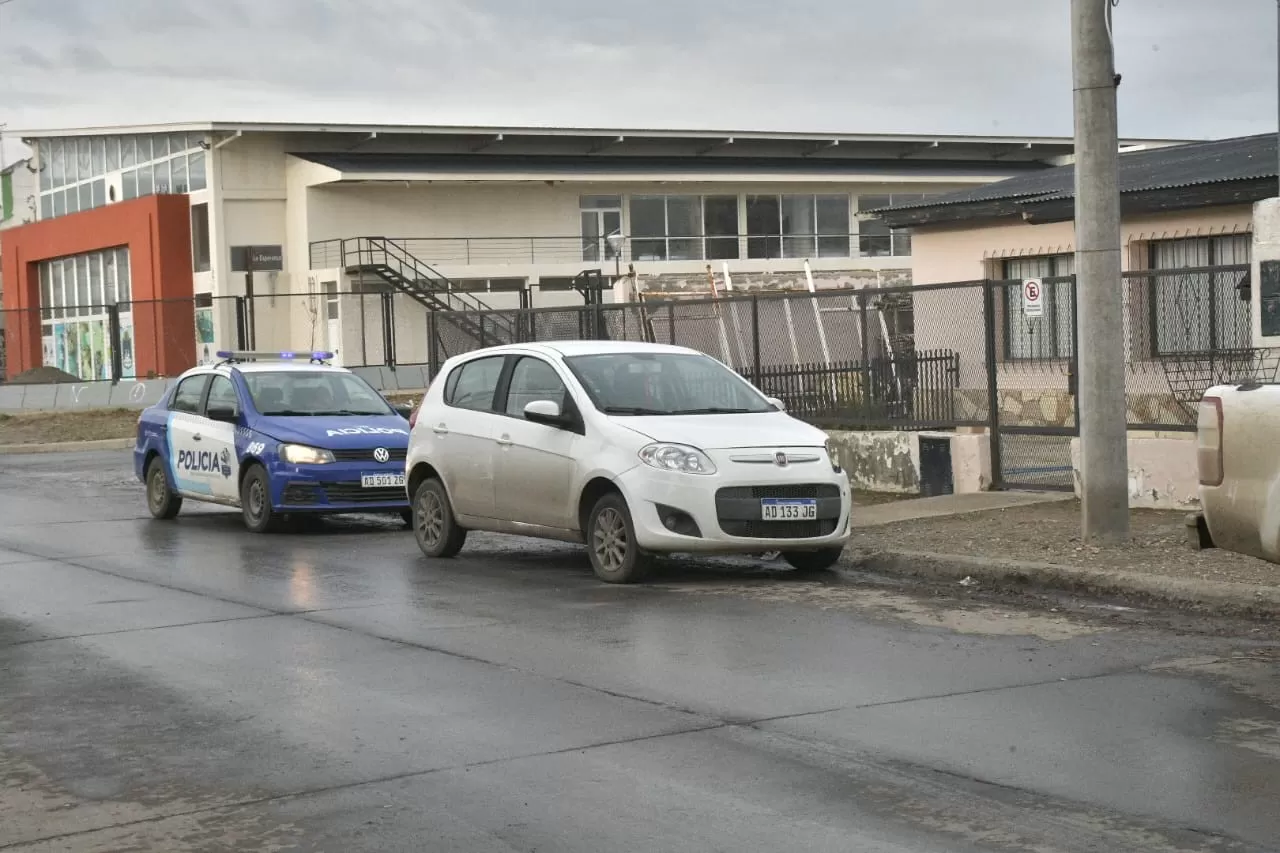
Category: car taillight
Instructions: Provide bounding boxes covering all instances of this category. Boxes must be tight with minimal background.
[1197,395,1223,487]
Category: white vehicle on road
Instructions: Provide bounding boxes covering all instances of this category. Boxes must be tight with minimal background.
[405,341,852,583]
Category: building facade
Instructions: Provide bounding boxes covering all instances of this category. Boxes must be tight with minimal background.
[0,121,1180,380]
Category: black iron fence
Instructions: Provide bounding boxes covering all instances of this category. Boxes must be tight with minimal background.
[1,266,1266,437]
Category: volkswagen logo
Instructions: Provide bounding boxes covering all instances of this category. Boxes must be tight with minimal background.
[372,447,390,463]
[774,452,789,467]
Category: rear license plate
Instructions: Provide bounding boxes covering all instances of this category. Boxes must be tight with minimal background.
[361,473,406,488]
[760,498,817,520]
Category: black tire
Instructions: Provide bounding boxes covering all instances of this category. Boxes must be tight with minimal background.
[240,464,282,533]
[399,508,413,528]
[585,492,650,584]
[782,547,844,572]
[145,456,182,520]
[412,478,466,558]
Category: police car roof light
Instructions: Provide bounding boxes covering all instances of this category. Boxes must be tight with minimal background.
[214,350,335,365]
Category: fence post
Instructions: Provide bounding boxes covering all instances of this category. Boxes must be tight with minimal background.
[751,295,762,383]
[106,304,123,383]
[381,292,396,369]
[234,296,248,350]
[428,309,440,379]
[983,280,1003,487]
[667,302,676,345]
[857,290,871,414]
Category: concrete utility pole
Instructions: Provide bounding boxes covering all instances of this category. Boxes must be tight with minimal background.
[1071,0,1129,542]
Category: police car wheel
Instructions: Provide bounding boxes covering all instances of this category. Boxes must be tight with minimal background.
[413,478,466,558]
[146,457,182,520]
[240,465,282,534]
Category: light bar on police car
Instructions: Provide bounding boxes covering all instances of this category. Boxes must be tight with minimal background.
[215,350,334,361]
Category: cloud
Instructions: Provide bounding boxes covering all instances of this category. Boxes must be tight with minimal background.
[0,0,1273,139]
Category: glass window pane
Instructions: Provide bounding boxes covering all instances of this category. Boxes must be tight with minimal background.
[153,159,171,193]
[136,164,153,196]
[64,188,78,214]
[629,196,666,239]
[120,135,136,168]
[171,132,188,152]
[817,235,850,258]
[122,170,138,200]
[40,262,52,311]
[77,139,91,179]
[117,249,132,302]
[50,261,64,317]
[666,196,702,237]
[79,183,92,211]
[89,253,104,306]
[52,189,66,217]
[104,250,117,303]
[780,195,815,237]
[40,193,53,219]
[815,194,849,235]
[504,358,567,417]
[188,150,206,190]
[580,195,621,210]
[703,196,737,237]
[171,155,189,193]
[76,256,91,313]
[38,144,52,190]
[106,136,120,171]
[136,135,153,163]
[91,137,105,174]
[746,195,780,235]
[91,179,106,208]
[191,203,211,272]
[154,134,170,158]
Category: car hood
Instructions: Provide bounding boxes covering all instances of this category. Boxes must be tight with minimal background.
[610,411,827,449]
[253,415,411,448]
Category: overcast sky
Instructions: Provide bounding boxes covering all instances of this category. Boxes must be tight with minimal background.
[0,0,1274,148]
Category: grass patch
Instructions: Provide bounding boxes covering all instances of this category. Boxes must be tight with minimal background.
[0,408,139,446]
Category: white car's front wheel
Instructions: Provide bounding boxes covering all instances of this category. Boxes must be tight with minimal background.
[586,493,650,584]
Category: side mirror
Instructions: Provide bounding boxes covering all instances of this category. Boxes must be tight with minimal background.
[524,399,566,427]
[207,406,238,423]
[766,397,786,412]
[393,403,414,420]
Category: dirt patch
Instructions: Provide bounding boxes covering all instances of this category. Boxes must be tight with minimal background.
[5,366,80,385]
[0,409,138,446]
[848,500,1280,589]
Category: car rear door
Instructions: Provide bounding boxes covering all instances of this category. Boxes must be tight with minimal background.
[432,354,506,520]
[200,374,243,502]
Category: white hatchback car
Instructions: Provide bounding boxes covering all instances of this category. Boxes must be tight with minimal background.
[405,341,852,583]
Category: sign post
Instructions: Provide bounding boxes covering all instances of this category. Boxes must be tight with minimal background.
[1022,278,1045,318]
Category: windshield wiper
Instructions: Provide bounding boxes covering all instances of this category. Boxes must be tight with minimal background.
[600,406,670,416]
[260,409,316,416]
[669,407,758,415]
[316,409,392,416]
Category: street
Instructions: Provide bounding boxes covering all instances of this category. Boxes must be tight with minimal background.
[1,450,1278,852]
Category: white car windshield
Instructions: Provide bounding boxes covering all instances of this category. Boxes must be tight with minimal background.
[242,371,395,417]
[565,352,774,416]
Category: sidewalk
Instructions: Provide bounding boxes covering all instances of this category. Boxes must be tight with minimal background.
[843,492,1280,618]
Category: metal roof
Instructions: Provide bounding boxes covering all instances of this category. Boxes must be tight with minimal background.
[870,134,1278,226]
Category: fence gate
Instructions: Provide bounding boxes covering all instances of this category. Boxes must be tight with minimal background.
[986,276,1080,491]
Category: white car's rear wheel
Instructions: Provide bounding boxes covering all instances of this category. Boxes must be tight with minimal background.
[413,478,466,558]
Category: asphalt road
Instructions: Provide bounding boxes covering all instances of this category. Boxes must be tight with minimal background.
[1,450,1278,852]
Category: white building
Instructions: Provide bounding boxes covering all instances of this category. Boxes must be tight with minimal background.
[1,121,1182,379]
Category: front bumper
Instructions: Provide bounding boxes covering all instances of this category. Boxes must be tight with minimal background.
[615,453,851,554]
[266,460,408,512]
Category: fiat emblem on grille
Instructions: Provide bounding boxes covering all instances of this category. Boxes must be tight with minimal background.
[774,452,789,467]
[373,447,390,463]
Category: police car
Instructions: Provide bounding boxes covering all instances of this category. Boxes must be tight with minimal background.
[134,351,414,532]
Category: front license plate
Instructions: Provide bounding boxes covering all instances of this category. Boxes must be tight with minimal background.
[361,473,406,488]
[760,498,817,520]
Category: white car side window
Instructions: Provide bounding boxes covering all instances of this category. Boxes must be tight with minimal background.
[505,358,567,417]
[446,356,505,412]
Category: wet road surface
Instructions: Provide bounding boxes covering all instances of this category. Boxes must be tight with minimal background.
[1,450,1278,851]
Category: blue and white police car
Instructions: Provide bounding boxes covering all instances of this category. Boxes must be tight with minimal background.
[134,351,414,532]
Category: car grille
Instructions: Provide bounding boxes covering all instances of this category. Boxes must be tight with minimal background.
[319,481,408,504]
[330,447,408,463]
[715,483,842,539]
[718,519,841,539]
[282,483,321,505]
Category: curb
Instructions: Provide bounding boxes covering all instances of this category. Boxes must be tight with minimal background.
[840,548,1280,620]
[0,438,135,455]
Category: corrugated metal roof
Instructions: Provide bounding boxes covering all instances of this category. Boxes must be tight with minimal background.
[869,134,1278,217]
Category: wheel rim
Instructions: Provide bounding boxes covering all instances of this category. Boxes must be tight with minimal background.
[416,489,444,547]
[148,469,166,508]
[247,479,265,519]
[592,507,627,573]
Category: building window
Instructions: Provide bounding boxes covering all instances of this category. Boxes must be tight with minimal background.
[1001,254,1075,361]
[629,195,740,262]
[191,203,212,273]
[36,247,135,380]
[856,194,929,257]
[1148,235,1251,355]
[580,195,622,263]
[746,194,850,259]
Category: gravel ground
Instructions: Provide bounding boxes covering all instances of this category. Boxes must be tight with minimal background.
[847,499,1280,589]
[0,409,139,445]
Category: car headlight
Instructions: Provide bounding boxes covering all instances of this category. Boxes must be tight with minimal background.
[638,443,717,475]
[825,437,843,473]
[281,444,335,465]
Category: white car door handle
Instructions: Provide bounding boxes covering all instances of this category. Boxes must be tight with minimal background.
[496,435,513,446]
[433,424,449,435]
[192,433,202,442]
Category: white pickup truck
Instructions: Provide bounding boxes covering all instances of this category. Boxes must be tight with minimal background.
[1196,382,1280,560]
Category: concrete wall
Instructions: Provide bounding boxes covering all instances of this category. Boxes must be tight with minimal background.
[826,429,992,494]
[1070,433,1199,510]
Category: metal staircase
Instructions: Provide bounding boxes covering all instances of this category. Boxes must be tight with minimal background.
[338,237,516,349]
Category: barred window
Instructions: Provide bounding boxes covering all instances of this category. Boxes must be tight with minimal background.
[1001,254,1074,361]
[1147,235,1250,355]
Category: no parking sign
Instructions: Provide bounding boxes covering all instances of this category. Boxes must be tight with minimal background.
[1022,278,1044,318]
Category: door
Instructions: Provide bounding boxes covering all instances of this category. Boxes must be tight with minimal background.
[434,354,506,519]
[322,281,342,366]
[494,356,579,530]
[201,374,243,502]
[165,373,222,497]
[581,208,622,263]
